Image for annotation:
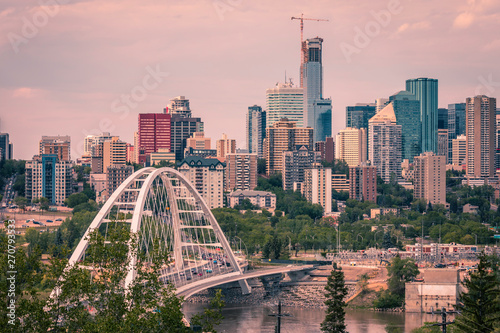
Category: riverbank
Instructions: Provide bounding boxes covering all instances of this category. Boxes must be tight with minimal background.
[185,282,357,308]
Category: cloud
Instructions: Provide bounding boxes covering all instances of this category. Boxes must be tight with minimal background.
[484,39,500,51]
[393,21,431,38]
[12,87,38,98]
[453,11,475,29]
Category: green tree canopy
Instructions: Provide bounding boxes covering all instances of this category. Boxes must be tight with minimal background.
[454,253,500,333]
[321,263,348,333]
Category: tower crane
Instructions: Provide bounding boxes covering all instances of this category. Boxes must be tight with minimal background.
[291,14,329,87]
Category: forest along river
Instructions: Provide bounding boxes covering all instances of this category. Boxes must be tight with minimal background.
[183,303,449,333]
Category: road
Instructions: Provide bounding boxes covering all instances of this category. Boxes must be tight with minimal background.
[1,175,16,208]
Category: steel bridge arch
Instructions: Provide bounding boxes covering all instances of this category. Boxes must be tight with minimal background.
[52,167,250,298]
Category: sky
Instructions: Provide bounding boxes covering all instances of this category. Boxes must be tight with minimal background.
[1,0,500,160]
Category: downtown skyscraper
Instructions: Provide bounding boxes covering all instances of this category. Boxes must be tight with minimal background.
[406,78,438,154]
[138,113,171,164]
[303,37,332,142]
[368,103,402,182]
[164,96,204,161]
[266,82,304,128]
[246,105,266,158]
[466,95,496,178]
[389,91,421,162]
[447,103,466,163]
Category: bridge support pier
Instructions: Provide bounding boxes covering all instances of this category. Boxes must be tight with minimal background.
[239,279,252,295]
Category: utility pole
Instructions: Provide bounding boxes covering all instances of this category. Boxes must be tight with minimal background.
[269,300,291,333]
[421,218,424,262]
[427,307,457,333]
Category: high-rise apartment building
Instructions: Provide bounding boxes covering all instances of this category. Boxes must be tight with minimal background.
[0,133,13,161]
[437,129,448,159]
[406,78,438,153]
[314,141,326,160]
[303,164,332,214]
[225,153,258,191]
[346,103,377,129]
[133,131,139,163]
[368,103,402,182]
[186,132,211,150]
[247,105,266,158]
[25,154,73,205]
[85,133,113,157]
[349,163,377,202]
[325,137,335,163]
[266,82,304,128]
[413,152,446,205]
[106,164,133,199]
[178,156,225,209]
[447,103,466,164]
[282,146,321,190]
[390,91,421,162]
[166,96,191,116]
[126,144,134,164]
[102,137,127,173]
[335,128,367,167]
[496,114,500,171]
[452,135,466,166]
[303,37,332,142]
[216,133,236,161]
[138,113,171,164]
[265,118,314,175]
[39,135,71,161]
[466,95,496,177]
[165,98,204,161]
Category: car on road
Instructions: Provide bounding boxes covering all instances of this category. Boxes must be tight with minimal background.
[434,263,446,268]
[55,218,63,222]
[46,220,53,223]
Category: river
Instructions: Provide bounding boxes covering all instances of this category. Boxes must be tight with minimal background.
[183,303,445,333]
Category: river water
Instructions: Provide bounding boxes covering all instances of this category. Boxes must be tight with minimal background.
[183,303,443,333]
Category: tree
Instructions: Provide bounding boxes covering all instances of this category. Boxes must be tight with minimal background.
[190,289,225,333]
[14,196,28,210]
[257,158,266,175]
[44,225,192,332]
[382,232,393,249]
[375,256,419,309]
[454,253,500,333]
[37,197,50,211]
[386,256,419,298]
[234,198,256,211]
[321,263,348,333]
[64,192,89,208]
[262,235,282,259]
[357,273,369,295]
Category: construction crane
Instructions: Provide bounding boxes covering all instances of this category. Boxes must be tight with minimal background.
[291,13,329,87]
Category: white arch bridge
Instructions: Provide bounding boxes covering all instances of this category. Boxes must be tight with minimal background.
[52,167,312,299]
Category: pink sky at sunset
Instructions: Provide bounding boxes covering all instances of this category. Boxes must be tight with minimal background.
[1,0,499,159]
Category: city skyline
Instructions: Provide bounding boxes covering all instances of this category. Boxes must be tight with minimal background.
[1,0,500,159]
